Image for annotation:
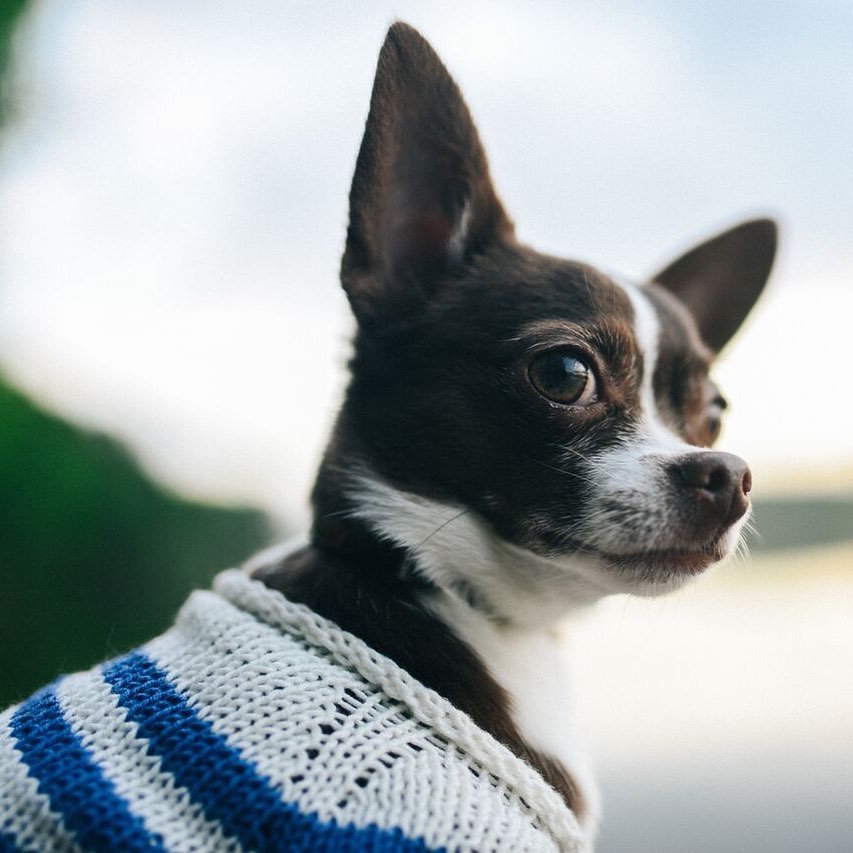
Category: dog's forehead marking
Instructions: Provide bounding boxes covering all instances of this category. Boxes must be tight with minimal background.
[613,276,686,449]
[617,278,658,409]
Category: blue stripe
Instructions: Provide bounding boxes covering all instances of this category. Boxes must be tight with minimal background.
[0,828,21,852]
[10,685,164,852]
[104,651,441,852]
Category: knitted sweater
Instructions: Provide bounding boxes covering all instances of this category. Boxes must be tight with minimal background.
[0,570,588,852]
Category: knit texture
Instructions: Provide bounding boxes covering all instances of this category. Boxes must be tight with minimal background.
[0,569,588,852]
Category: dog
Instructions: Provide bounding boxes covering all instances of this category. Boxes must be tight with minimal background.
[253,19,775,836]
[1,22,775,853]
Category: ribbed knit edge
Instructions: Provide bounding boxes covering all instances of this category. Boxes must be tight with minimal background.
[212,569,589,853]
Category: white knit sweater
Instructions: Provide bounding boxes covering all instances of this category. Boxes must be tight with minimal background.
[0,569,588,852]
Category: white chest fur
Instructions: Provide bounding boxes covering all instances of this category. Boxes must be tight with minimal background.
[349,471,602,825]
[425,592,600,827]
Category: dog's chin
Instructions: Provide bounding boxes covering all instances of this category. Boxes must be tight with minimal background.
[600,543,728,596]
[608,541,726,575]
[538,528,736,597]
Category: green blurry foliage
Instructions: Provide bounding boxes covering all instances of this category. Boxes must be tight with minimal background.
[0,1,270,709]
[0,377,270,707]
[0,0,26,124]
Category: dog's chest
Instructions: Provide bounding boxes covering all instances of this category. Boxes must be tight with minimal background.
[427,594,596,808]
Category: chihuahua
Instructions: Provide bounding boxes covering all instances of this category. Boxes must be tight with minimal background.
[254,21,776,835]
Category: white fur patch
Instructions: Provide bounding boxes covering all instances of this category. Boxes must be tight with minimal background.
[346,473,621,626]
[427,592,601,830]
[580,278,750,559]
[618,277,690,450]
[345,471,603,830]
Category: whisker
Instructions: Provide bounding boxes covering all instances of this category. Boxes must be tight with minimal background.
[527,456,599,488]
[557,445,597,466]
[320,507,358,521]
[416,508,471,549]
[734,532,752,563]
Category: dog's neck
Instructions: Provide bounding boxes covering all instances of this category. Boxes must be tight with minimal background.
[256,457,598,825]
[330,465,614,626]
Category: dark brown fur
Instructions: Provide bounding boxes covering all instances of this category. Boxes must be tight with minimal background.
[255,21,776,821]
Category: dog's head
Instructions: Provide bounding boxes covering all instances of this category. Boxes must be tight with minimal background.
[317,23,776,615]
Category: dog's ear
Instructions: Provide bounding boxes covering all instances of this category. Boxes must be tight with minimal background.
[341,22,513,325]
[651,218,777,353]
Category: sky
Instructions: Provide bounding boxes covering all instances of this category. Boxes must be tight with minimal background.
[0,0,851,524]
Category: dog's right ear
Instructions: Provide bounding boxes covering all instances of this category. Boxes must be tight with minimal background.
[341,23,513,326]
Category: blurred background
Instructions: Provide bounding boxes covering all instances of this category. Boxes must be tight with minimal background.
[0,2,850,851]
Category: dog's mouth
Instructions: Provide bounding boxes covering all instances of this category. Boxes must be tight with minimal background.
[594,541,728,576]
[538,527,733,578]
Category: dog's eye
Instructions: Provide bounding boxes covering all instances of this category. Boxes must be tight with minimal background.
[703,395,727,445]
[705,415,722,445]
[528,352,597,406]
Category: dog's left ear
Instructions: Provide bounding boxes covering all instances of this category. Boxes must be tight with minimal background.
[651,218,778,353]
[341,22,514,326]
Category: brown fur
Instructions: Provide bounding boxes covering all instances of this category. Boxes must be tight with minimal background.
[255,21,776,820]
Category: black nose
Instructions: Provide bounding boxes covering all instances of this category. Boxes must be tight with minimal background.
[670,451,752,525]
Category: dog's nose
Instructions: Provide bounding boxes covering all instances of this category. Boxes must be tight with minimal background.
[670,451,752,524]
